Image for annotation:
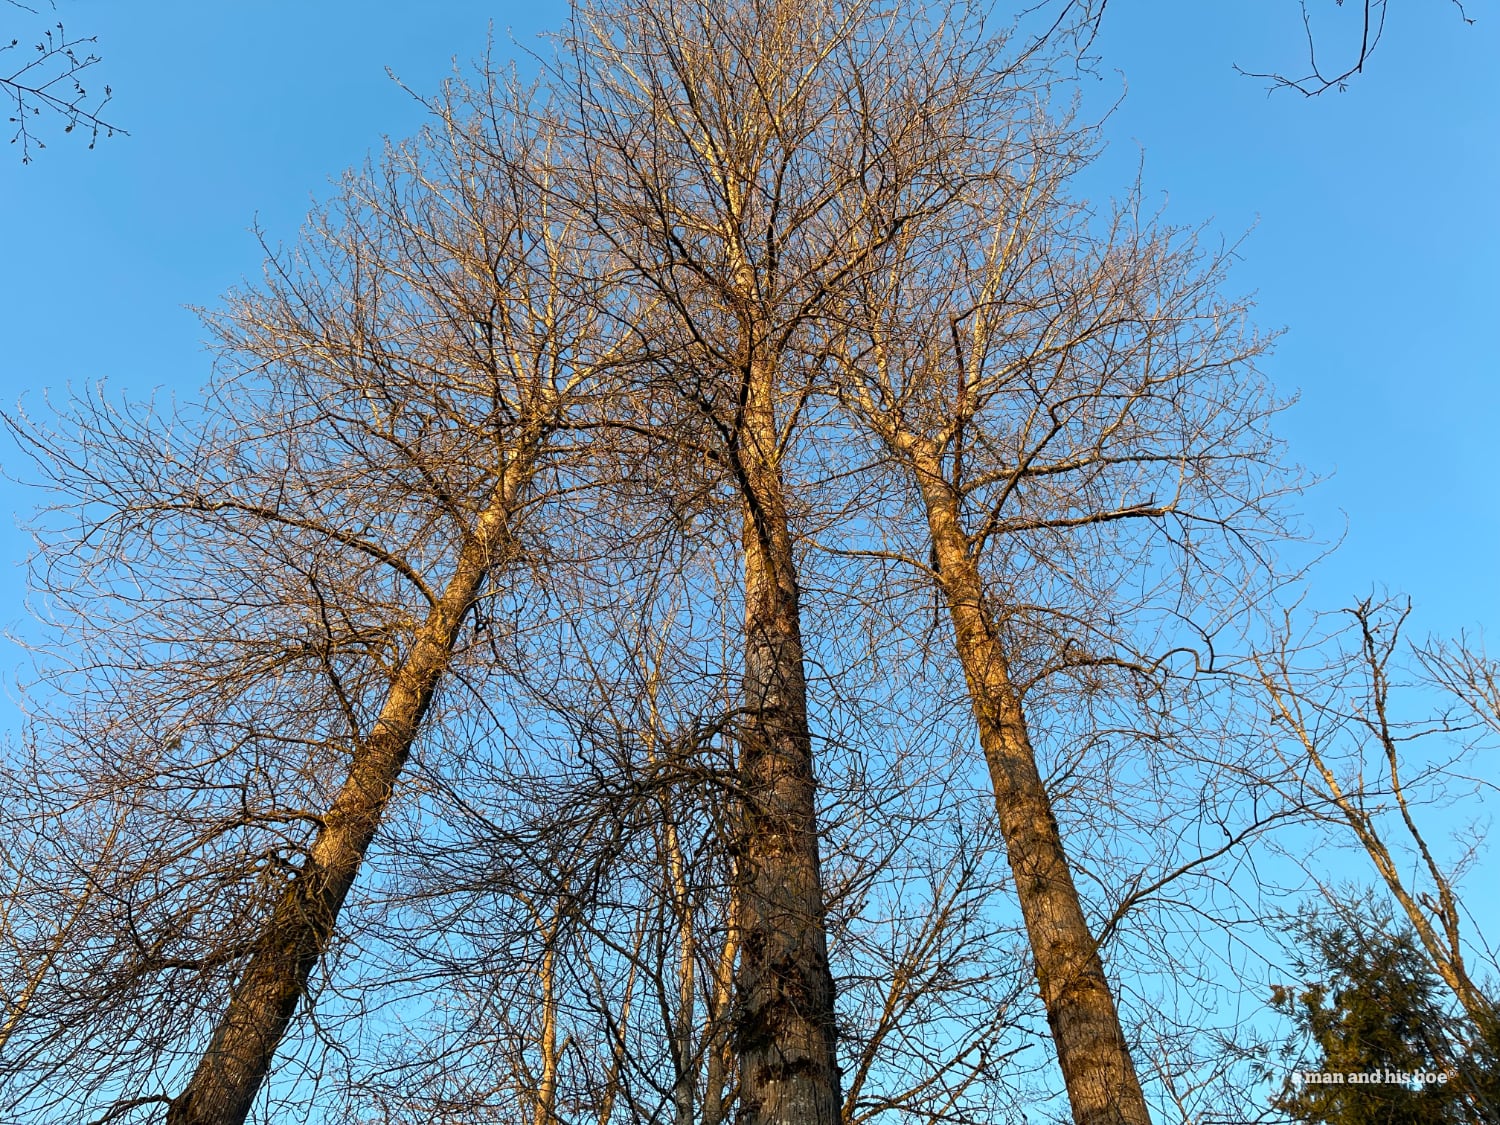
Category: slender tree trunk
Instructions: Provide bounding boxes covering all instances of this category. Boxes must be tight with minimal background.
[1259,662,1496,1030]
[732,354,842,1125]
[596,912,648,1125]
[702,900,739,1125]
[0,814,121,1058]
[667,810,697,1125]
[165,467,528,1125]
[644,681,699,1125]
[534,927,562,1125]
[912,451,1152,1125]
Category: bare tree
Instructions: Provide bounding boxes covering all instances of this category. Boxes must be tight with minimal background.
[1254,598,1500,1033]
[1,77,621,1124]
[329,497,1037,1125]
[547,0,984,1116]
[826,67,1299,1120]
[0,755,132,1068]
[1232,0,1480,96]
[4,3,1341,1122]
[340,585,748,1125]
[1,22,1047,1117]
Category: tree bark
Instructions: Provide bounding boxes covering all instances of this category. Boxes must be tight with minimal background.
[731,355,842,1125]
[912,450,1152,1125]
[165,469,527,1125]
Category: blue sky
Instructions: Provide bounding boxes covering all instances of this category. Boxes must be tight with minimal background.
[3,1,1495,651]
[0,1,1495,1116]
[1082,0,1499,640]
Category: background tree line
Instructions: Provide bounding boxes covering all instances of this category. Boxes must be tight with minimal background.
[1,1,1495,1124]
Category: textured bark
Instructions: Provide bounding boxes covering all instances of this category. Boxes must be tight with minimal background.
[731,356,842,1125]
[164,470,527,1125]
[912,450,1152,1125]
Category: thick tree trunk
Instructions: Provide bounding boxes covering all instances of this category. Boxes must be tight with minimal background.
[165,474,525,1125]
[913,453,1152,1125]
[731,357,842,1125]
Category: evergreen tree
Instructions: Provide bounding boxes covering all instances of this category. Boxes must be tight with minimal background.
[1269,896,1495,1125]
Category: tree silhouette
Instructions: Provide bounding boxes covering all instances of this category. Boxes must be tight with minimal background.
[2,1,121,162]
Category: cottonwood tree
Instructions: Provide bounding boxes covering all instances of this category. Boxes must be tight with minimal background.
[825,66,1299,1122]
[1,81,621,1124]
[0,21,1041,1118]
[332,498,1037,1125]
[543,0,1044,1116]
[4,3,1323,1123]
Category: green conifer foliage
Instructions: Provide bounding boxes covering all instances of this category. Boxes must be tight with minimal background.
[1270,897,1497,1125]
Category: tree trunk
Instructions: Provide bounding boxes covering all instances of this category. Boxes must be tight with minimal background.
[731,355,842,1125]
[702,899,739,1125]
[534,927,562,1125]
[165,472,526,1125]
[913,452,1152,1125]
[667,815,697,1125]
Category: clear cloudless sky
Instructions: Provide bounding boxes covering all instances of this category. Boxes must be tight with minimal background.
[0,4,1496,1113]
[1,0,1496,672]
